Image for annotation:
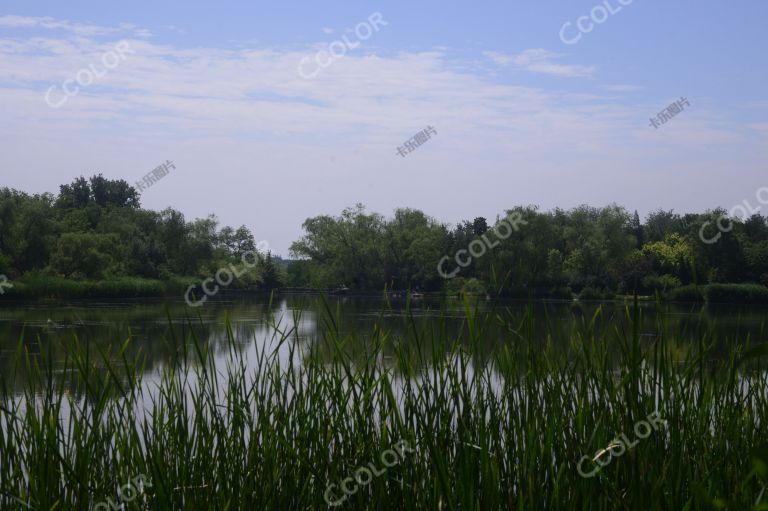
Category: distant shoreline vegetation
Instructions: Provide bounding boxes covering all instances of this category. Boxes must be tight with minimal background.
[3,179,768,302]
[0,175,284,300]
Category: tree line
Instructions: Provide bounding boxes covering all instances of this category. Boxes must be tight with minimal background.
[0,175,284,293]
[3,177,768,299]
[288,203,768,299]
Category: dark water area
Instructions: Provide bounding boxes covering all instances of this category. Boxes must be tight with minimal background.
[0,294,766,391]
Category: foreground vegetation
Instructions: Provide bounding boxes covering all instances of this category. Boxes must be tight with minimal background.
[1,297,766,510]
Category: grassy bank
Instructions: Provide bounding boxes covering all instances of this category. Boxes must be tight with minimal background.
[450,281,768,305]
[0,299,767,509]
[0,275,191,299]
[668,283,768,304]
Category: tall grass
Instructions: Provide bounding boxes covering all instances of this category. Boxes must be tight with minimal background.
[669,283,768,304]
[3,275,190,299]
[0,296,766,510]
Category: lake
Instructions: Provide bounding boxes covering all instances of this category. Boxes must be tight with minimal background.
[2,293,767,509]
[1,294,766,393]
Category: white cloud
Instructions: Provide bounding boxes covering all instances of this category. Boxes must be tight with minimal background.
[604,84,643,92]
[0,15,150,37]
[484,48,595,78]
[0,18,760,254]
[321,27,334,35]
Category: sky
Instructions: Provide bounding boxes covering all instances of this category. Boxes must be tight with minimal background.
[0,0,767,255]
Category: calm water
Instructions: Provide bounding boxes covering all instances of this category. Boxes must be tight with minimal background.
[1,294,766,392]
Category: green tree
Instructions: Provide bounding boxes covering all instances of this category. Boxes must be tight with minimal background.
[382,208,448,290]
[290,204,385,289]
[259,252,285,289]
[50,233,117,278]
[56,176,91,209]
[90,174,140,208]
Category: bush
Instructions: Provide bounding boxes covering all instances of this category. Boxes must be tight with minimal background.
[447,277,487,297]
[495,286,574,300]
[705,283,768,304]
[666,283,768,304]
[578,286,613,300]
[642,274,682,294]
[548,286,574,300]
[0,275,187,299]
[667,285,705,303]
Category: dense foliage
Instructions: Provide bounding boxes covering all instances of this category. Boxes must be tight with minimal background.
[4,177,768,300]
[0,175,284,294]
[289,204,768,298]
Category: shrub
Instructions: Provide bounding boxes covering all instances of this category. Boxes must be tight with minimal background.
[667,285,705,303]
[447,277,487,297]
[666,283,768,304]
[642,274,682,294]
[548,286,574,300]
[578,286,613,300]
[705,283,768,304]
[0,275,185,299]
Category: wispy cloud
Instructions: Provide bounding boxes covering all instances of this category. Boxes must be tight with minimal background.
[0,16,758,255]
[484,48,595,78]
[0,14,150,37]
[604,84,643,92]
[0,21,726,155]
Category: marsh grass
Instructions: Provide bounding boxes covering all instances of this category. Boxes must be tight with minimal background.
[3,275,191,299]
[1,295,767,510]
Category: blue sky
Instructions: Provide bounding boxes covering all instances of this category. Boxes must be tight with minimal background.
[1,0,767,254]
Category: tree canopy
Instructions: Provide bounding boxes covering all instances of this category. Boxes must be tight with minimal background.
[4,176,768,298]
[0,175,281,288]
[289,203,768,296]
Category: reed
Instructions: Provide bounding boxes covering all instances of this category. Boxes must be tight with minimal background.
[0,296,766,510]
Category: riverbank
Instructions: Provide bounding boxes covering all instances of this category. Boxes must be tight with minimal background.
[2,275,768,304]
[0,275,191,299]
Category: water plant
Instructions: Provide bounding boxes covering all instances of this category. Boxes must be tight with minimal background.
[0,296,766,510]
